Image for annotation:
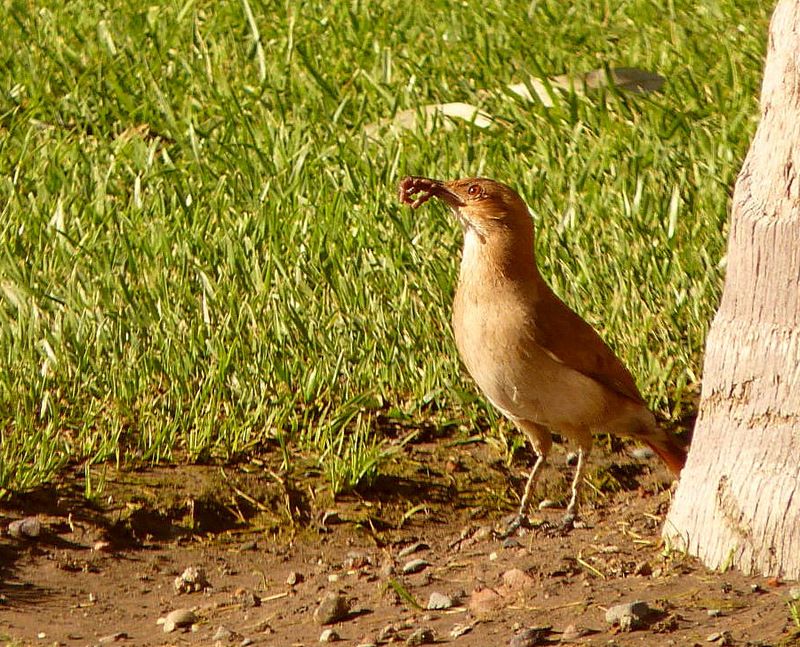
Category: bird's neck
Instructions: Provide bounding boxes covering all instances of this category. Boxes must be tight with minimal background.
[459,221,542,288]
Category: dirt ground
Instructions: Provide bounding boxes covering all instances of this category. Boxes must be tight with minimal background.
[2,434,799,647]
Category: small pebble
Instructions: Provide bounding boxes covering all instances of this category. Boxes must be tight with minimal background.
[313,592,349,625]
[378,624,400,641]
[561,624,589,640]
[605,600,652,631]
[707,608,722,617]
[8,517,41,539]
[509,627,545,647]
[489,552,498,561]
[233,588,261,608]
[98,633,128,644]
[174,567,209,594]
[319,628,340,642]
[469,587,503,615]
[789,586,800,601]
[212,626,233,642]
[286,571,303,586]
[398,542,429,558]
[501,568,534,593]
[344,551,371,570]
[328,573,340,583]
[427,592,454,610]
[565,452,578,466]
[162,608,196,633]
[502,537,521,549]
[450,623,473,638]
[405,627,434,646]
[402,558,429,575]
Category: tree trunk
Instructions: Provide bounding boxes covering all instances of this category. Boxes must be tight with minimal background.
[664,0,800,578]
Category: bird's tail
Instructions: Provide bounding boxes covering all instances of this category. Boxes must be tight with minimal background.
[644,430,687,476]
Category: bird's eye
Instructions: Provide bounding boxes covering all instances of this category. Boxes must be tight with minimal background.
[467,184,482,198]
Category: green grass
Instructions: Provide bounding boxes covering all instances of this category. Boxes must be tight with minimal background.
[0,0,772,496]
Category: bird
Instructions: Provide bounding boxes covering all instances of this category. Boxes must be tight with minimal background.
[398,175,687,531]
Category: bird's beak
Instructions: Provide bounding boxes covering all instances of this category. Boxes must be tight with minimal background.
[398,176,465,210]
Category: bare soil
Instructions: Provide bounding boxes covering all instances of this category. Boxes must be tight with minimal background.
[1,435,799,647]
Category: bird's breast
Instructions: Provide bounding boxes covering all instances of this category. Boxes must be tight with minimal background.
[452,274,609,428]
[452,276,536,417]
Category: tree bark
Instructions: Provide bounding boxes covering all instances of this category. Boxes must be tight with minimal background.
[664,0,800,578]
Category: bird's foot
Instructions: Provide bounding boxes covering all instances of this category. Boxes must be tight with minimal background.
[497,513,532,539]
[532,513,580,537]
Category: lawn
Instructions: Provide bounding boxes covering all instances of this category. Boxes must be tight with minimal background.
[0,0,772,496]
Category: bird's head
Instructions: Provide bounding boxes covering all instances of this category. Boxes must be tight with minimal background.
[398,176,531,238]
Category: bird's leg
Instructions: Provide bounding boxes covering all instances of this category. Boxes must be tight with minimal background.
[518,453,546,518]
[564,446,587,526]
[501,453,546,538]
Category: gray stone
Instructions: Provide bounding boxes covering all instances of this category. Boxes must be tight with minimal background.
[8,517,41,539]
[319,628,340,642]
[406,627,435,645]
[313,592,349,625]
[398,542,429,558]
[174,566,209,594]
[162,608,196,633]
[427,592,454,610]
[509,627,545,647]
[604,600,652,631]
[402,558,430,575]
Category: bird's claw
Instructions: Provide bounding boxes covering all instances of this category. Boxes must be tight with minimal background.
[498,513,532,539]
[535,513,579,537]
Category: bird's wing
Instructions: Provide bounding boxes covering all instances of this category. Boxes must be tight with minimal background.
[532,289,646,405]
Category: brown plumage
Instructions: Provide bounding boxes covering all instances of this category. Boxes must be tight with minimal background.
[398,175,687,526]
